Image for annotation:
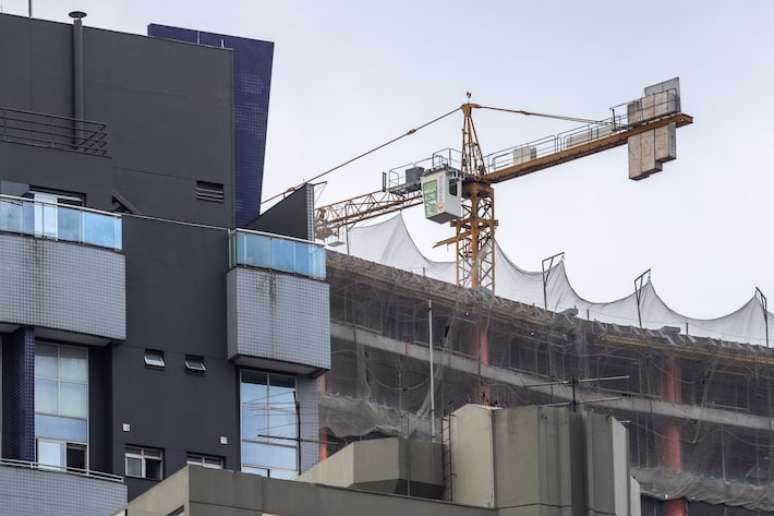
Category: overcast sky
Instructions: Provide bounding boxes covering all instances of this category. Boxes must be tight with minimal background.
[5,0,772,318]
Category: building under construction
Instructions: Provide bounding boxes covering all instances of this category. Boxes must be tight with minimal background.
[319,229,774,516]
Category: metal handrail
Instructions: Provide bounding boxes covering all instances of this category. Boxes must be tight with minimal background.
[0,193,122,218]
[0,106,109,157]
[0,457,124,483]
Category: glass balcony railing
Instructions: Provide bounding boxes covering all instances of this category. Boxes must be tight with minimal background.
[0,195,122,251]
[230,229,326,280]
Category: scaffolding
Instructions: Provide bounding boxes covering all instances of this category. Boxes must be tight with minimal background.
[321,251,774,512]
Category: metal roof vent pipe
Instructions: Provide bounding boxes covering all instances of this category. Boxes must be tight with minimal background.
[69,11,86,148]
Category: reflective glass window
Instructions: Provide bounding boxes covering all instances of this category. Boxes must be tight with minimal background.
[34,343,89,466]
[240,371,299,478]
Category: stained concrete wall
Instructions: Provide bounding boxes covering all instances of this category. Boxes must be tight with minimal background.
[227,267,330,374]
[0,233,125,342]
[449,405,637,516]
[123,465,491,516]
[449,405,497,508]
[0,464,126,516]
[299,437,443,498]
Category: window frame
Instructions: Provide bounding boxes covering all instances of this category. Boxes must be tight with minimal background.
[184,355,206,374]
[144,349,166,369]
[239,370,300,479]
[34,342,89,470]
[186,452,224,469]
[125,446,164,480]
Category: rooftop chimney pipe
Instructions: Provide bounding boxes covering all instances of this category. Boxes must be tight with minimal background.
[69,11,86,121]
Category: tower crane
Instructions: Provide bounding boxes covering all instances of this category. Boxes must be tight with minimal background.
[279,79,693,294]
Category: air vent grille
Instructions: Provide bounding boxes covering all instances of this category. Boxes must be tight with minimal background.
[196,181,224,202]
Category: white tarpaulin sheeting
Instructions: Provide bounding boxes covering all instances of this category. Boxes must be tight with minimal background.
[339,214,771,347]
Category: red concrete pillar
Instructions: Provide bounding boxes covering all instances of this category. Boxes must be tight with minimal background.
[663,356,684,516]
[318,375,329,461]
[477,324,491,405]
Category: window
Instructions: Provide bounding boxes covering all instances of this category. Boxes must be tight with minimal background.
[125,446,164,480]
[34,343,89,470]
[240,371,299,479]
[195,181,224,202]
[184,355,206,374]
[144,349,165,369]
[449,179,458,197]
[186,453,224,469]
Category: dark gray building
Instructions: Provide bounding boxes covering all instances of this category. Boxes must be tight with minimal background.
[0,11,328,505]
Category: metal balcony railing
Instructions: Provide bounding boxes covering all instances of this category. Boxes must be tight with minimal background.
[230,229,326,280]
[0,194,123,251]
[0,457,124,483]
[0,106,108,156]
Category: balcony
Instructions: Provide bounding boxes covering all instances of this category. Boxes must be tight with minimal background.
[0,458,126,516]
[0,196,126,343]
[227,230,330,375]
[229,228,326,280]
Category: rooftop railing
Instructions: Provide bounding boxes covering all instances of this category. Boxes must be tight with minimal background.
[0,195,122,251]
[0,106,109,156]
[0,457,124,483]
[230,229,326,280]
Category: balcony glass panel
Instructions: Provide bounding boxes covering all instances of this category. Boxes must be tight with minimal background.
[230,229,325,280]
[0,195,122,251]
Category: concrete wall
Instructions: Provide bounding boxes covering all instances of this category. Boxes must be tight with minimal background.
[0,463,126,516]
[449,405,637,516]
[227,267,330,374]
[299,437,444,498]
[114,217,239,499]
[449,405,496,507]
[148,24,274,227]
[124,466,492,516]
[0,233,125,341]
[0,13,234,227]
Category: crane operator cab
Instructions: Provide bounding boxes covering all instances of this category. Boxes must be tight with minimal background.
[421,167,462,223]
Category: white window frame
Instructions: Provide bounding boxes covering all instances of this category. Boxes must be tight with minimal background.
[34,342,89,470]
[144,349,166,369]
[184,355,206,374]
[125,446,164,480]
[186,453,223,469]
[239,370,299,478]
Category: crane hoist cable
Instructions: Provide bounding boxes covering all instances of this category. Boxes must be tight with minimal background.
[260,106,460,206]
[262,100,608,207]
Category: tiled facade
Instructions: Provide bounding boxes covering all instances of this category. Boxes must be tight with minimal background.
[0,234,126,341]
[1,327,35,461]
[227,267,331,373]
[0,463,126,516]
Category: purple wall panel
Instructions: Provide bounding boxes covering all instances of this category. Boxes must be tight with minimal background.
[2,327,36,461]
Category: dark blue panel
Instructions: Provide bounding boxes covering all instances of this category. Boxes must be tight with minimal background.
[148,24,273,227]
[2,327,35,461]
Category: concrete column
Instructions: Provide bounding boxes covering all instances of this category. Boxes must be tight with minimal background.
[477,324,491,405]
[1,327,35,461]
[663,355,684,516]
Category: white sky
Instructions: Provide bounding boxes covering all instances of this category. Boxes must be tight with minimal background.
[6,0,773,319]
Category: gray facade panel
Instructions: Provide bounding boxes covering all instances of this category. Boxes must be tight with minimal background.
[297,376,320,472]
[228,267,330,372]
[0,233,126,341]
[0,465,126,516]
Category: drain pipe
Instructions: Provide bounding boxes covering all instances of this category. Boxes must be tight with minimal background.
[69,11,86,120]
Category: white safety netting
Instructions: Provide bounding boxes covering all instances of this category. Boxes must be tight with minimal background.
[338,214,771,347]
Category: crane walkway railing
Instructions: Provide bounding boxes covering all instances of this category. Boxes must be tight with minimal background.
[386,88,680,188]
